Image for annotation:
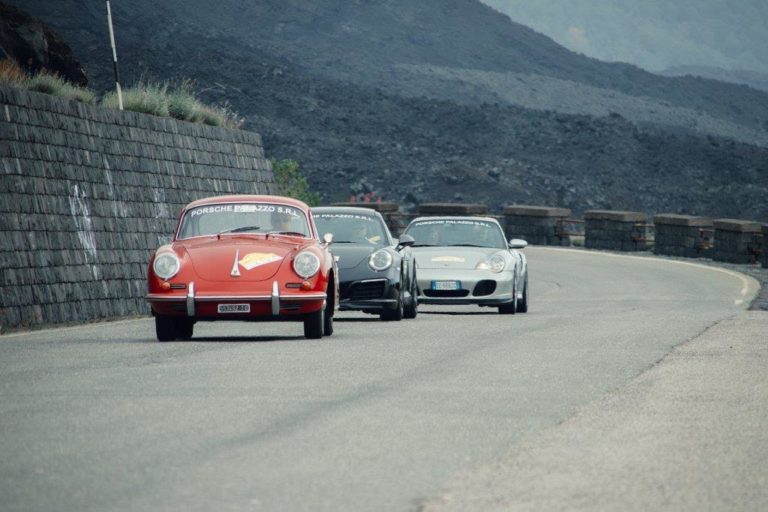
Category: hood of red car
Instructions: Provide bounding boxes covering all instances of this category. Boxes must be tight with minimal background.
[180,237,298,282]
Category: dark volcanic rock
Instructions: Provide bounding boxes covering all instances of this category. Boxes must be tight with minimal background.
[0,2,87,85]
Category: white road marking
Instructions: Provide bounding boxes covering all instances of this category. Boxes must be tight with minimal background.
[535,247,759,305]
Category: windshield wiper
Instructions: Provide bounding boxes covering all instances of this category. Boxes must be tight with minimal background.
[216,226,261,239]
[411,243,437,247]
[266,231,307,237]
[448,243,486,247]
[331,240,359,244]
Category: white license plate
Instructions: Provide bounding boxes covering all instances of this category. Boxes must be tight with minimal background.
[432,280,461,291]
[217,303,250,313]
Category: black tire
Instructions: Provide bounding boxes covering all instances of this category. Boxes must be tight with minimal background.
[304,307,324,339]
[403,276,418,320]
[517,276,529,313]
[380,288,404,321]
[176,319,194,340]
[323,303,334,336]
[498,282,517,315]
[155,315,177,342]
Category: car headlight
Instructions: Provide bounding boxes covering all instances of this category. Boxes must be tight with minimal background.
[153,252,181,280]
[369,249,393,271]
[475,254,506,273]
[293,251,321,278]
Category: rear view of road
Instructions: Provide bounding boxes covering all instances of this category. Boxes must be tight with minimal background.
[0,248,759,512]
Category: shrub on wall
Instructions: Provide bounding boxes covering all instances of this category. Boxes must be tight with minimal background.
[271,159,320,206]
[0,60,242,129]
[0,59,95,103]
[101,79,243,129]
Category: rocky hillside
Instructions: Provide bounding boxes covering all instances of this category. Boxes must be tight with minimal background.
[6,0,768,220]
[0,2,87,85]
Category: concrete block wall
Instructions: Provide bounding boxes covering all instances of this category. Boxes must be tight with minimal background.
[584,210,650,251]
[0,85,276,331]
[417,203,489,216]
[503,205,571,246]
[713,219,763,264]
[653,214,713,258]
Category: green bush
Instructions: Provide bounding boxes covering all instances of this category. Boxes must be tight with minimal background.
[271,159,320,206]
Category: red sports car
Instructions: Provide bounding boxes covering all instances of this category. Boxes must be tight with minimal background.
[146,195,338,341]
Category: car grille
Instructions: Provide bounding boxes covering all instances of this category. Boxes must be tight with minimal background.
[423,289,470,298]
[473,280,497,297]
[347,280,387,300]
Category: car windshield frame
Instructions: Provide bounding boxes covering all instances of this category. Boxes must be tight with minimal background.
[404,218,507,249]
[313,211,393,247]
[175,201,313,241]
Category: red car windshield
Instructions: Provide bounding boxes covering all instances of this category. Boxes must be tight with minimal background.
[177,203,311,239]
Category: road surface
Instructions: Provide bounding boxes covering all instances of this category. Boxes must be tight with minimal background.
[0,247,759,511]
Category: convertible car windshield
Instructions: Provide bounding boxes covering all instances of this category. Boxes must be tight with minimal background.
[404,219,506,249]
[177,203,310,239]
[314,212,388,246]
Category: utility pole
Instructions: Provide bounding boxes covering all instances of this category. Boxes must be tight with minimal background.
[105,1,123,110]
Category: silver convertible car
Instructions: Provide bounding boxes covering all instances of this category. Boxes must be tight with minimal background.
[402,216,528,314]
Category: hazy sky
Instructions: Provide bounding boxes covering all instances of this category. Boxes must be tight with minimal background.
[481,0,768,74]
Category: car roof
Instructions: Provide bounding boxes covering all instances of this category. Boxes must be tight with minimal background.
[184,195,309,211]
[312,206,382,216]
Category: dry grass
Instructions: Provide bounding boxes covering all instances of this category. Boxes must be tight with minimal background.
[1,59,95,103]
[1,60,242,129]
[103,79,243,128]
[0,59,26,86]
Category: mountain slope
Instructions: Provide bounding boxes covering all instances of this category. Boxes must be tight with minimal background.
[11,0,768,142]
[5,1,768,221]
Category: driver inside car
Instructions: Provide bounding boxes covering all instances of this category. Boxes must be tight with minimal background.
[270,210,294,233]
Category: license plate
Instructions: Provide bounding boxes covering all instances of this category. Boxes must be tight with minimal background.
[432,280,461,290]
[217,303,250,313]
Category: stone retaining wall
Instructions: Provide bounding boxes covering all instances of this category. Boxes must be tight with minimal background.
[503,205,571,246]
[653,214,713,258]
[417,203,489,216]
[764,224,768,269]
[0,85,276,331]
[713,219,763,264]
[584,210,651,251]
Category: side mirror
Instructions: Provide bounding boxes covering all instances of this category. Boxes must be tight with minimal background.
[323,233,334,245]
[397,234,415,248]
[508,238,528,249]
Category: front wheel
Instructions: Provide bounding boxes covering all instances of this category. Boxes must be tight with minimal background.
[403,277,418,320]
[155,315,178,341]
[381,289,404,321]
[517,276,529,313]
[323,303,334,336]
[304,307,324,339]
[498,283,517,315]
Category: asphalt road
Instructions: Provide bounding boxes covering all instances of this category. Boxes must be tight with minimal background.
[0,247,758,512]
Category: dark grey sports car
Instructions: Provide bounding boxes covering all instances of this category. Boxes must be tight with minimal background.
[312,207,418,320]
